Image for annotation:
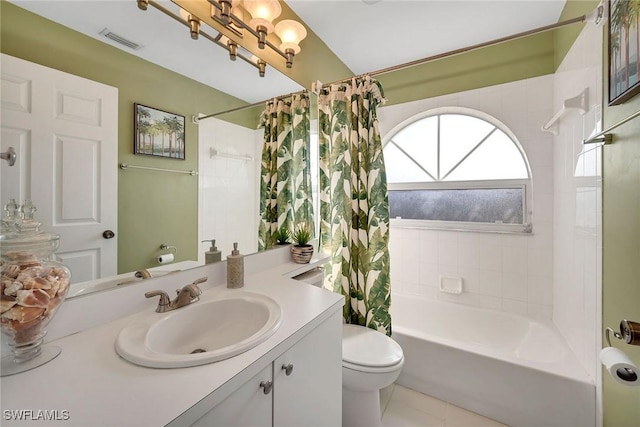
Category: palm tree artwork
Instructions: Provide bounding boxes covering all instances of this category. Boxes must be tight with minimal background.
[609,0,640,104]
[134,104,185,159]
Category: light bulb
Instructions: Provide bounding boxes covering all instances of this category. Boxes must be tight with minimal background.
[243,0,281,33]
[274,19,306,54]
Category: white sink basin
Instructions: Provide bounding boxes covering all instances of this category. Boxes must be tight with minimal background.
[115,290,282,368]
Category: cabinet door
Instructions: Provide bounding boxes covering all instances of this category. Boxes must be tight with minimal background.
[273,310,342,427]
[192,364,273,427]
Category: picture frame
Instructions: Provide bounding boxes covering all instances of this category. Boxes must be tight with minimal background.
[608,0,640,105]
[134,103,185,159]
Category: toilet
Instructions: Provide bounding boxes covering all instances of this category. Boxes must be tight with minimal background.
[342,324,404,427]
[293,268,405,427]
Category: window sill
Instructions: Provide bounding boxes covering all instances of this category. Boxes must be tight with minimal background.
[390,218,533,235]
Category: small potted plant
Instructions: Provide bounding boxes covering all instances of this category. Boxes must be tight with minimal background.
[273,226,291,246]
[290,223,314,264]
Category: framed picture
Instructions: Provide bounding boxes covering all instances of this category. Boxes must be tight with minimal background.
[608,0,640,105]
[134,103,185,159]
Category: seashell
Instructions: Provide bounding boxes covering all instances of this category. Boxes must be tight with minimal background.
[16,272,33,284]
[46,279,60,297]
[2,316,47,343]
[50,267,70,281]
[45,296,63,315]
[0,295,17,314]
[4,281,23,297]
[5,250,37,262]
[16,289,50,308]
[2,264,20,279]
[57,276,70,295]
[1,305,44,323]
[23,276,52,291]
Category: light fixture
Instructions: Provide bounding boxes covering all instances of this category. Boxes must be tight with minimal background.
[137,0,307,76]
[274,19,307,68]
[218,35,238,61]
[179,8,201,40]
[216,0,240,26]
[242,0,281,48]
[253,56,267,77]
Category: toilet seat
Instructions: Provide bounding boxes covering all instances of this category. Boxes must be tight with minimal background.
[342,324,404,373]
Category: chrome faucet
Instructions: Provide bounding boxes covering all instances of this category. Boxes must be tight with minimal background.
[145,277,207,313]
[135,269,152,279]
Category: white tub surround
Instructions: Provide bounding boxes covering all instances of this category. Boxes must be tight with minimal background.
[381,74,555,321]
[1,249,344,426]
[391,293,595,427]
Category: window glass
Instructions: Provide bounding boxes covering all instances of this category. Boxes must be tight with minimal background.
[383,109,531,232]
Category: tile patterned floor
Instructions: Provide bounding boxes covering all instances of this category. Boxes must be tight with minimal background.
[380,384,509,427]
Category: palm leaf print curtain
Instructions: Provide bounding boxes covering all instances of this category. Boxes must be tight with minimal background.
[258,93,314,250]
[318,76,392,336]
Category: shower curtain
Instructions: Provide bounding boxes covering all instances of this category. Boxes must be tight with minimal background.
[318,76,392,336]
[258,93,314,250]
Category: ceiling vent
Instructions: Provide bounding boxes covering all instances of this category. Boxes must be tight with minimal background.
[99,28,142,50]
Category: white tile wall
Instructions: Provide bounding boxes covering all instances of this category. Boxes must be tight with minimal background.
[197,118,262,261]
[552,23,603,383]
[380,74,555,321]
[381,21,602,420]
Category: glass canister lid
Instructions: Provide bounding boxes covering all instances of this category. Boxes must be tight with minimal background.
[0,200,60,262]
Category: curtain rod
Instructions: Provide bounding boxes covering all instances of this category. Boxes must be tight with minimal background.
[582,109,640,145]
[196,89,308,121]
[198,10,594,121]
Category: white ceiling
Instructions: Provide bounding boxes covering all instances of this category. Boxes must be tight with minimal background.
[9,0,568,104]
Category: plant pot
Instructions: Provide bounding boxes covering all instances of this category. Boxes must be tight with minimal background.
[291,244,314,264]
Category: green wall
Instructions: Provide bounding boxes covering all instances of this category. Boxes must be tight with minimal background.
[555,1,640,424]
[0,1,256,273]
[602,97,640,426]
[602,26,640,427]
[379,32,555,106]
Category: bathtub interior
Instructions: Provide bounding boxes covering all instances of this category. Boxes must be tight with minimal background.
[390,292,593,383]
[389,292,596,427]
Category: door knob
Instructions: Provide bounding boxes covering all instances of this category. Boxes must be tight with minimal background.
[1,147,16,167]
[259,380,273,395]
[282,363,294,376]
[102,230,115,239]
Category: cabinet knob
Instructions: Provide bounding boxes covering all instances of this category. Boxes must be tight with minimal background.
[259,380,273,395]
[281,363,294,376]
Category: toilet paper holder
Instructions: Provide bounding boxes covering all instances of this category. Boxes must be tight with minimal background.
[160,244,177,255]
[157,244,177,265]
[602,320,640,386]
[605,319,640,347]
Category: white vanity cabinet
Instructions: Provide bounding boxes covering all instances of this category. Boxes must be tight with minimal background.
[191,364,273,427]
[190,310,342,427]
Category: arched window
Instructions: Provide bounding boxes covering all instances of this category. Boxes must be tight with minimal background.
[383,107,532,233]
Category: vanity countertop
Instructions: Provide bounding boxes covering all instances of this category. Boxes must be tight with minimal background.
[1,257,343,426]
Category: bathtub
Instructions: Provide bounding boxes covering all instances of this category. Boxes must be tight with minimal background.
[390,293,595,427]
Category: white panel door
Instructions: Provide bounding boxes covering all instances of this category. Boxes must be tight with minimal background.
[0,54,118,283]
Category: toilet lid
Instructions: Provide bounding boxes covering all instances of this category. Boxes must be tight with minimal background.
[342,324,403,368]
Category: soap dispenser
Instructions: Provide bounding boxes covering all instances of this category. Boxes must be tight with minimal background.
[226,242,244,289]
[202,239,222,264]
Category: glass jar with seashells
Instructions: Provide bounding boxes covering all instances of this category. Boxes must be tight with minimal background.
[0,200,71,376]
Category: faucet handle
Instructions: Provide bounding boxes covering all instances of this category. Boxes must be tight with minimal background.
[192,277,208,286]
[145,290,171,313]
